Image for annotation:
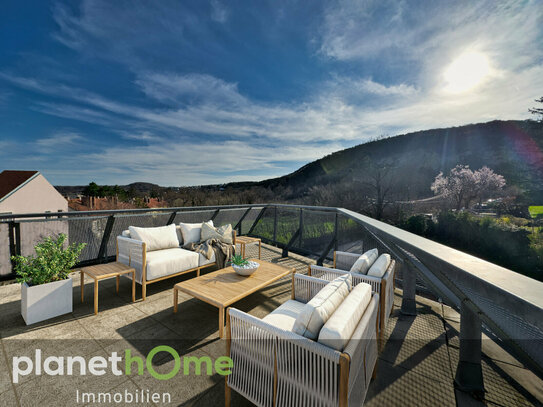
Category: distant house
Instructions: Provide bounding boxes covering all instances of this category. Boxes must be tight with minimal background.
[0,170,67,215]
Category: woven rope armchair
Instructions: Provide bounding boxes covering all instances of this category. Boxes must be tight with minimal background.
[225,274,379,407]
[309,251,396,347]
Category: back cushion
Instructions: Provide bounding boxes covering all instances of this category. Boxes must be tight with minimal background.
[318,283,372,351]
[128,224,180,252]
[201,223,233,244]
[349,248,378,274]
[179,221,213,245]
[292,274,352,340]
[367,254,391,278]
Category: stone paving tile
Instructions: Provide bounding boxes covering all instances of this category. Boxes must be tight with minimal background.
[129,346,222,406]
[0,389,18,407]
[0,347,14,395]
[365,358,456,407]
[0,245,541,407]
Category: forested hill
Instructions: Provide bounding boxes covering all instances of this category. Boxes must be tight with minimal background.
[231,120,543,202]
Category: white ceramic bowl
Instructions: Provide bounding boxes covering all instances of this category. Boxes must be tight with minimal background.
[232,261,259,276]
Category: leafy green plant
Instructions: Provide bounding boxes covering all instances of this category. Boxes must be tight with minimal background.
[11,234,86,286]
[229,254,249,267]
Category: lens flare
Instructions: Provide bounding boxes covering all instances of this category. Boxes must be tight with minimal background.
[443,51,490,94]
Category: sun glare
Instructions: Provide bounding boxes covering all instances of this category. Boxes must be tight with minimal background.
[443,51,490,94]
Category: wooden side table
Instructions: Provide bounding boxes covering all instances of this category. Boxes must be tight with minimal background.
[235,236,261,259]
[79,262,136,314]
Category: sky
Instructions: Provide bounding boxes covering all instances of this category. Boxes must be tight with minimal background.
[0,0,542,186]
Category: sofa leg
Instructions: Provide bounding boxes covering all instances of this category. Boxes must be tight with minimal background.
[225,379,231,407]
[142,282,147,301]
[197,268,201,277]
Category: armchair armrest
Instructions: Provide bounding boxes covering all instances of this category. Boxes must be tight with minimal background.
[292,274,329,304]
[334,251,361,270]
[116,236,146,283]
[309,265,349,280]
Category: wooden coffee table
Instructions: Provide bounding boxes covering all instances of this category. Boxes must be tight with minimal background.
[173,259,294,338]
[79,262,136,314]
[235,236,261,259]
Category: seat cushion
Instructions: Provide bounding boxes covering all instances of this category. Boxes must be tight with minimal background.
[262,299,306,332]
[145,248,199,281]
[318,283,372,351]
[179,221,213,245]
[292,274,352,340]
[129,224,180,252]
[198,251,216,266]
[349,248,378,274]
[367,254,391,278]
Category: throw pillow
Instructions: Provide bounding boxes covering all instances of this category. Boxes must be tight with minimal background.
[318,282,372,351]
[349,248,378,274]
[292,274,352,340]
[179,221,213,245]
[128,224,180,252]
[367,254,391,278]
[201,223,233,244]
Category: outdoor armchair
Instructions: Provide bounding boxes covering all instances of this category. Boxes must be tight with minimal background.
[225,274,379,407]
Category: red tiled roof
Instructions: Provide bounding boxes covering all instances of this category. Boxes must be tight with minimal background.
[0,170,39,201]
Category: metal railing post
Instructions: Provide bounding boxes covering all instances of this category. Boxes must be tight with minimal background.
[167,211,177,225]
[299,208,303,248]
[334,212,339,251]
[210,208,220,222]
[97,215,115,263]
[273,206,278,244]
[8,221,21,276]
[401,261,417,315]
[455,299,485,396]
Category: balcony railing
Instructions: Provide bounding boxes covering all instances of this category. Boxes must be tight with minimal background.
[1,203,542,394]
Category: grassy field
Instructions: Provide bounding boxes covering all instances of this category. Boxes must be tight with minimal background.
[529,206,543,218]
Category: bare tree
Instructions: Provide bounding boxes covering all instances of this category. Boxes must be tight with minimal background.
[529,96,543,122]
[431,165,505,210]
[363,163,395,220]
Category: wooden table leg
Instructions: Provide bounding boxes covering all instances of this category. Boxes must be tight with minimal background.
[131,271,136,302]
[173,288,178,313]
[219,306,224,338]
[93,279,99,315]
[258,240,261,259]
[116,275,120,293]
[80,271,84,303]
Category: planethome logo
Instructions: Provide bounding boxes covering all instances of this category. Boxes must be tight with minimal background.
[12,346,233,383]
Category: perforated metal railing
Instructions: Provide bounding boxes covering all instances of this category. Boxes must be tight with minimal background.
[1,203,542,387]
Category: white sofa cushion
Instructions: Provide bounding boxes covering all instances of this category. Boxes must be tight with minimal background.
[123,226,183,244]
[129,224,180,252]
[201,223,233,244]
[318,283,372,351]
[349,248,378,275]
[145,248,199,281]
[367,254,391,278]
[179,221,213,245]
[198,251,216,266]
[292,274,352,340]
[262,299,306,332]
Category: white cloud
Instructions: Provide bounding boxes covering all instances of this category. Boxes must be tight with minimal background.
[35,132,84,147]
[210,0,229,23]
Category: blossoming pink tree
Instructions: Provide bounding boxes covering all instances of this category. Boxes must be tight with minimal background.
[431,165,505,210]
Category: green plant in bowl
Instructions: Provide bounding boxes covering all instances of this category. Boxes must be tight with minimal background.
[229,254,250,267]
[12,234,86,286]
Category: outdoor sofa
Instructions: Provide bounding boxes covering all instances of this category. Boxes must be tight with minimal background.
[226,273,379,407]
[308,249,396,346]
[116,221,235,300]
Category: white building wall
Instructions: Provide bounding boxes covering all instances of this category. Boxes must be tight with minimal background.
[0,174,69,277]
[0,174,67,214]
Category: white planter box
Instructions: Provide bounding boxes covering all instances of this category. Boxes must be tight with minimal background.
[21,278,73,325]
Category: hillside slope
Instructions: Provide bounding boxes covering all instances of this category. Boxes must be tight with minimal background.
[237,120,543,202]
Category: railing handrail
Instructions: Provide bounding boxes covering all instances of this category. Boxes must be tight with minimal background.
[338,208,543,313]
[0,203,339,221]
